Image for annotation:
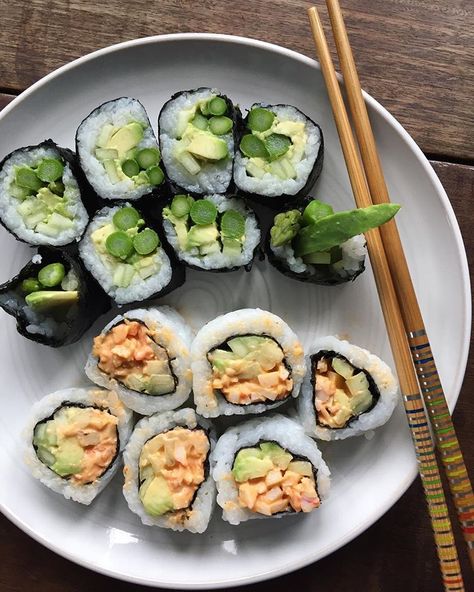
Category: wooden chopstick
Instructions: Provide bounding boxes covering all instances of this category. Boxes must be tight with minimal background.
[307,6,465,591]
[324,0,474,571]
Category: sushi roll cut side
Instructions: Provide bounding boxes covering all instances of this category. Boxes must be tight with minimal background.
[0,246,109,347]
[159,88,236,194]
[212,415,330,525]
[299,336,399,441]
[24,388,133,504]
[86,306,193,415]
[76,97,164,201]
[79,204,184,305]
[0,140,89,246]
[268,199,400,285]
[162,193,261,271]
[191,309,305,418]
[123,408,215,533]
[234,104,324,207]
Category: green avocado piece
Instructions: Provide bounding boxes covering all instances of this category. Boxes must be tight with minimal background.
[259,442,293,470]
[186,133,228,161]
[147,374,175,396]
[37,187,63,209]
[232,449,273,482]
[106,122,144,158]
[163,209,189,250]
[51,438,84,476]
[222,237,242,257]
[227,336,268,357]
[187,223,219,248]
[332,357,354,379]
[140,475,174,516]
[200,241,221,256]
[25,290,79,310]
[301,200,334,226]
[270,210,302,247]
[294,203,401,257]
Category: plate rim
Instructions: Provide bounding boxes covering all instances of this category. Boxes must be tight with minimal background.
[0,32,471,589]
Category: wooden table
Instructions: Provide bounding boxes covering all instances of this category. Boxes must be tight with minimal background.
[0,1,472,590]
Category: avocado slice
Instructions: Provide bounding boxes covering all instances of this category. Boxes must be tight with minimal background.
[147,374,175,396]
[51,437,84,476]
[232,449,273,482]
[25,290,79,310]
[140,475,174,516]
[187,224,219,248]
[106,122,144,158]
[259,442,293,470]
[186,133,228,161]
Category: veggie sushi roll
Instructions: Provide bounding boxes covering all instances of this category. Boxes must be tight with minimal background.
[268,199,400,285]
[0,140,89,246]
[123,408,215,533]
[299,336,398,441]
[191,309,305,418]
[86,307,193,415]
[0,246,109,347]
[212,415,330,525]
[76,97,165,201]
[162,193,261,271]
[159,88,237,194]
[79,204,184,305]
[234,104,324,208]
[24,388,133,504]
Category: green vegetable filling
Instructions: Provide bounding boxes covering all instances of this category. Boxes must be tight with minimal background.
[20,261,79,312]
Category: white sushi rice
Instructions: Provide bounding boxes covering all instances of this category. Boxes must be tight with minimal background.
[85,306,193,415]
[23,388,133,504]
[212,414,331,525]
[123,408,216,533]
[271,234,367,278]
[159,89,234,194]
[163,194,261,270]
[76,98,160,201]
[298,336,399,441]
[234,104,321,197]
[0,145,88,245]
[191,308,306,418]
[79,204,172,304]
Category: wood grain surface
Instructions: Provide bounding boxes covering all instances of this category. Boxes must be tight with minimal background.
[0,0,472,161]
[0,1,473,590]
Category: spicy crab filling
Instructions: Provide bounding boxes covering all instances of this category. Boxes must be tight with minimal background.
[33,405,119,485]
[93,319,177,396]
[312,351,379,429]
[232,442,320,516]
[138,427,210,518]
[207,335,293,405]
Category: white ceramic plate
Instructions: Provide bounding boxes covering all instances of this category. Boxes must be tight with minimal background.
[0,34,470,589]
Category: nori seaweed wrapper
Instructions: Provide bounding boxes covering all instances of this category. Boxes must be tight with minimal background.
[158,88,242,196]
[265,207,366,286]
[234,104,324,211]
[0,139,95,246]
[0,246,110,347]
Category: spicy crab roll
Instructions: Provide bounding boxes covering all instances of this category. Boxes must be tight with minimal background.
[268,199,400,285]
[298,336,398,441]
[159,88,237,194]
[212,415,330,525]
[123,408,215,533]
[162,193,261,271]
[0,246,109,347]
[234,104,324,208]
[76,97,165,201]
[24,388,133,504]
[191,309,305,418]
[86,307,193,415]
[0,140,89,246]
[79,204,184,305]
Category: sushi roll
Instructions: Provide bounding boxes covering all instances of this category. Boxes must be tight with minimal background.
[76,97,165,201]
[24,387,133,504]
[0,140,89,246]
[161,193,261,271]
[159,88,237,195]
[234,104,324,208]
[85,307,193,415]
[79,204,184,305]
[267,199,400,285]
[123,408,215,533]
[191,308,305,418]
[212,415,330,525]
[299,336,398,441]
[0,246,109,347]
